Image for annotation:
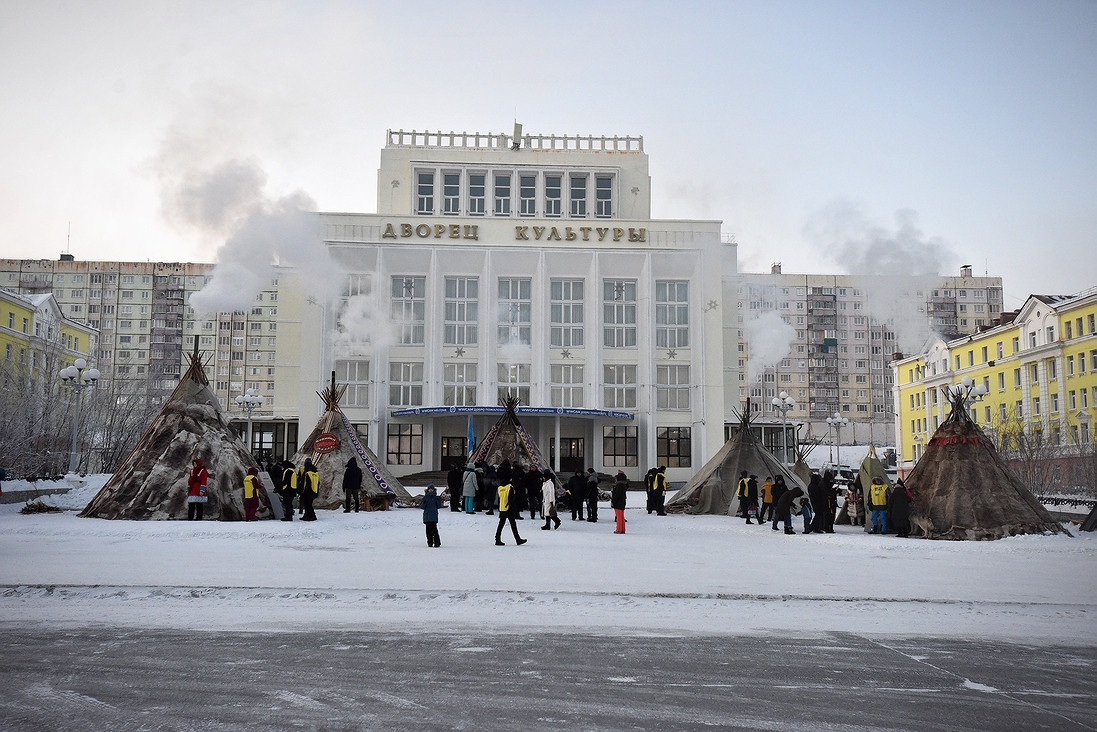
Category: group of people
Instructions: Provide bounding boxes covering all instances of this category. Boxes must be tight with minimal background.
[272,458,321,521]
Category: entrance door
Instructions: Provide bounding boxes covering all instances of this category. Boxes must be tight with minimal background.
[440,436,467,470]
[550,438,585,474]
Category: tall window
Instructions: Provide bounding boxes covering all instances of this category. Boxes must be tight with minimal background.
[388,362,423,406]
[657,365,690,410]
[657,426,692,467]
[595,176,613,217]
[497,278,532,346]
[391,276,426,345]
[603,426,638,467]
[550,364,584,407]
[443,363,477,406]
[544,174,562,217]
[656,280,689,348]
[444,277,479,345]
[387,424,423,465]
[550,279,584,347]
[468,173,486,216]
[335,359,369,407]
[416,172,434,214]
[603,279,637,348]
[603,364,636,408]
[497,363,530,404]
[570,175,587,217]
[519,174,536,216]
[494,174,511,215]
[443,172,460,215]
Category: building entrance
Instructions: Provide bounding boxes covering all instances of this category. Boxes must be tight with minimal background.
[550,437,585,474]
[440,436,468,470]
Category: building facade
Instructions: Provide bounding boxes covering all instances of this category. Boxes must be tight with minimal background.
[893,287,1097,489]
[738,264,1004,445]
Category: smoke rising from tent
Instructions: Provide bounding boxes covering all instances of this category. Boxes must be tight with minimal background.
[743,310,796,385]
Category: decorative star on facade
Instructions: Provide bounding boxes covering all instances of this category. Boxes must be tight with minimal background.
[561,349,572,359]
[704,300,719,312]
[454,347,466,357]
[666,349,678,359]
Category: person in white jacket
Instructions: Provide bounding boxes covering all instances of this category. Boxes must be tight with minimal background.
[540,471,561,530]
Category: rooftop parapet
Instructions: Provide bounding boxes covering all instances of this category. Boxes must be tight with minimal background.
[386,129,644,153]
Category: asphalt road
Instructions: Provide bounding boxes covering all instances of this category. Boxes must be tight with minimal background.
[1,629,1094,730]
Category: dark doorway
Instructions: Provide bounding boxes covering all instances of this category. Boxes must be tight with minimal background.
[550,437,585,474]
[440,436,467,470]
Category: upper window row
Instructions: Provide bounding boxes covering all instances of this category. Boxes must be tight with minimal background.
[414,168,615,219]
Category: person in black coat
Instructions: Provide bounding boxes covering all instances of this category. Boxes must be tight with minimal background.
[807,474,827,534]
[769,475,789,530]
[890,479,913,538]
[446,464,463,512]
[342,457,363,513]
[523,467,542,520]
[644,467,658,514]
[585,468,600,522]
[774,485,803,535]
[820,470,837,533]
[567,470,586,520]
[611,470,628,534]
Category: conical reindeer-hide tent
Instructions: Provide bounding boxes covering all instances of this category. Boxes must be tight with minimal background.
[468,396,553,474]
[292,374,410,510]
[906,380,1068,540]
[666,408,806,515]
[80,343,273,520]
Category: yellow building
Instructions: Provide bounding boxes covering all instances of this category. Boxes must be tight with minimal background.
[893,288,1097,488]
[1,289,96,386]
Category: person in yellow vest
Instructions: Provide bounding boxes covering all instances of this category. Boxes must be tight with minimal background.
[494,479,527,546]
[243,467,261,521]
[652,466,668,516]
[759,476,775,523]
[868,476,889,534]
[279,460,297,521]
[299,458,319,522]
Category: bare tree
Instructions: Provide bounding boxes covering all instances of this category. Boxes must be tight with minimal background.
[989,410,1066,494]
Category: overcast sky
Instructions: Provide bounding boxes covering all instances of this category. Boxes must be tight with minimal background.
[2,0,1094,308]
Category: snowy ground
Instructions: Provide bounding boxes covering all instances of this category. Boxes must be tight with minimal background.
[1,474,1095,645]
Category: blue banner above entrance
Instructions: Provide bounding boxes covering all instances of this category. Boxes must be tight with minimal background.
[390,405,634,420]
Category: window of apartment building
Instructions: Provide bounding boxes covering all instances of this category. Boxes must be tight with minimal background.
[603,364,637,408]
[519,174,536,216]
[387,423,423,465]
[1048,358,1058,380]
[468,173,486,216]
[1033,396,1041,416]
[657,426,691,467]
[550,279,584,348]
[1066,321,1073,339]
[595,176,613,217]
[1089,314,1096,334]
[493,173,511,215]
[1084,389,1092,409]
[981,346,988,362]
[497,278,531,346]
[999,403,1007,422]
[655,280,689,348]
[443,277,479,346]
[336,359,370,407]
[1051,393,1059,412]
[550,364,584,407]
[603,425,638,467]
[657,365,690,410]
[1015,400,1024,419]
[1091,350,1097,372]
[389,276,426,345]
[443,172,461,215]
[1030,364,1039,383]
[996,372,1005,391]
[1013,367,1022,387]
[388,362,423,406]
[416,171,434,214]
[497,363,530,404]
[570,175,587,217]
[544,174,562,217]
[603,279,637,348]
[443,363,477,406]
[1080,352,1088,374]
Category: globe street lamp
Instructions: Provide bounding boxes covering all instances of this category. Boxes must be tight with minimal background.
[957,375,989,418]
[771,391,796,466]
[234,387,265,457]
[58,358,100,474]
[826,411,850,473]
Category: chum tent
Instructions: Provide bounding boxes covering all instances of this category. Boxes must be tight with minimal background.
[291,373,410,510]
[468,396,554,475]
[80,342,273,520]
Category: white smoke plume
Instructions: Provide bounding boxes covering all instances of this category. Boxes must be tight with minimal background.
[331,290,397,358]
[743,310,796,385]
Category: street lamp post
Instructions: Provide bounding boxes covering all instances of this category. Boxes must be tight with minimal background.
[826,411,850,473]
[771,391,796,466]
[234,388,265,457]
[58,358,100,474]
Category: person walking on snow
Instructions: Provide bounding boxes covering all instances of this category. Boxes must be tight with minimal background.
[612,470,628,534]
[343,457,362,513]
[422,483,442,547]
[494,479,527,546]
[541,471,561,530]
[279,460,297,521]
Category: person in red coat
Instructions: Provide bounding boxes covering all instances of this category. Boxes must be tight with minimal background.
[186,458,209,521]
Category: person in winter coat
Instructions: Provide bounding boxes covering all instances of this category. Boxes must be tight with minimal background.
[774,485,803,535]
[847,479,865,527]
[482,464,498,516]
[524,466,543,520]
[298,459,319,521]
[343,457,363,513]
[652,466,668,516]
[186,457,209,521]
[821,471,838,533]
[279,460,297,521]
[889,479,913,538]
[462,464,479,514]
[758,477,775,523]
[868,476,889,534]
[494,480,527,546]
[446,464,463,512]
[644,467,658,514]
[735,471,757,524]
[567,470,586,521]
[807,474,828,534]
[541,471,561,530]
[585,468,600,522]
[769,475,789,531]
[243,467,261,521]
[611,470,628,534]
[422,483,442,547]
